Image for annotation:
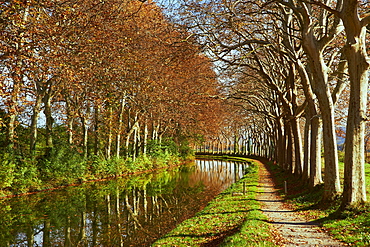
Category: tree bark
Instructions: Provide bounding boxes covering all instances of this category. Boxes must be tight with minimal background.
[296,58,323,187]
[81,116,88,159]
[116,97,126,158]
[291,117,303,176]
[303,43,340,202]
[309,113,323,187]
[125,116,140,158]
[43,90,54,157]
[340,1,369,207]
[64,96,74,145]
[94,105,100,156]
[106,106,113,159]
[285,120,293,174]
[276,118,285,168]
[43,219,51,247]
[30,91,43,154]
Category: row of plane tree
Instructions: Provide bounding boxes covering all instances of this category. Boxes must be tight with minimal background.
[0,0,224,193]
[177,0,370,208]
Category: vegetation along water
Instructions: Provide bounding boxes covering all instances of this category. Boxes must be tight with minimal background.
[1,0,370,246]
[0,159,250,246]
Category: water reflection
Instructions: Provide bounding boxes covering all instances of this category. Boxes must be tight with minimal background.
[0,159,249,246]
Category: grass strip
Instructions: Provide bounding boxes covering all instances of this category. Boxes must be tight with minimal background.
[152,159,276,247]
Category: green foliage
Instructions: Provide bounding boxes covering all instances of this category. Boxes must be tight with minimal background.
[147,139,177,158]
[0,153,16,192]
[146,139,181,165]
[38,146,86,186]
[0,129,192,195]
[320,203,370,246]
[0,203,15,244]
[0,151,43,195]
[12,158,41,193]
[178,138,195,159]
[125,156,152,171]
[338,150,345,163]
[106,157,128,176]
[90,155,110,178]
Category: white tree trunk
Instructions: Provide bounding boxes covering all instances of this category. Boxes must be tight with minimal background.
[341,1,369,206]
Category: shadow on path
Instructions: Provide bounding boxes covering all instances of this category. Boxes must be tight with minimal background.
[256,160,345,246]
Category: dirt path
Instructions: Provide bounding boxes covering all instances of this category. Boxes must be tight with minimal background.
[256,160,345,246]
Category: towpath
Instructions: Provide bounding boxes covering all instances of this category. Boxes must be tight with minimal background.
[257,160,345,246]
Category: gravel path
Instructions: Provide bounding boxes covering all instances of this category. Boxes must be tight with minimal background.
[256,160,345,247]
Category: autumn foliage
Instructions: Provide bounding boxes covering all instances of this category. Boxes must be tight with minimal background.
[0,0,224,193]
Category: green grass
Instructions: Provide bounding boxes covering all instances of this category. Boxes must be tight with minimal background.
[152,159,276,247]
[322,162,370,246]
[153,156,370,246]
[268,160,370,247]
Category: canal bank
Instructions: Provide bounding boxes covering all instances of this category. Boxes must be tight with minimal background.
[0,158,249,246]
[153,157,348,247]
[153,157,277,247]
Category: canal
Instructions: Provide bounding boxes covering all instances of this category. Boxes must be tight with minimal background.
[0,159,250,246]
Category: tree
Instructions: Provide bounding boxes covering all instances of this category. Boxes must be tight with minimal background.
[338,0,370,207]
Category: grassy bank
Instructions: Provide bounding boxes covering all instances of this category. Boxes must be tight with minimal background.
[267,160,370,246]
[153,158,276,247]
[0,140,191,197]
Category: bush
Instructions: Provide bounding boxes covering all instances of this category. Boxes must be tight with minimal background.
[38,146,86,185]
[13,158,41,193]
[178,139,194,159]
[105,157,130,176]
[0,153,15,191]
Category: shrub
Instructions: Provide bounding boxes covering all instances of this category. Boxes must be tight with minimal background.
[13,158,41,193]
[0,153,15,190]
[106,157,128,176]
[38,146,86,185]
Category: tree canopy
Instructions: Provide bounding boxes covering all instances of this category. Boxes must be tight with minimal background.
[174,0,370,207]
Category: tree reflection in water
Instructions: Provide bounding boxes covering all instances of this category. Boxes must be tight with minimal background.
[0,159,249,246]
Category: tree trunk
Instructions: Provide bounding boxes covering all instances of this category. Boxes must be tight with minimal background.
[299,2,341,202]
[309,113,323,188]
[81,116,88,159]
[116,97,126,158]
[276,118,285,167]
[106,106,113,159]
[125,116,140,158]
[43,219,51,247]
[305,51,340,202]
[67,118,74,145]
[296,59,323,187]
[94,105,100,156]
[30,92,43,154]
[27,225,34,247]
[303,112,311,183]
[64,217,71,247]
[132,122,140,161]
[291,117,303,176]
[63,93,74,145]
[6,8,28,151]
[341,2,369,207]
[320,94,341,201]
[43,92,54,157]
[285,120,293,174]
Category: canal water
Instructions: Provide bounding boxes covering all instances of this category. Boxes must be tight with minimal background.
[0,159,250,246]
